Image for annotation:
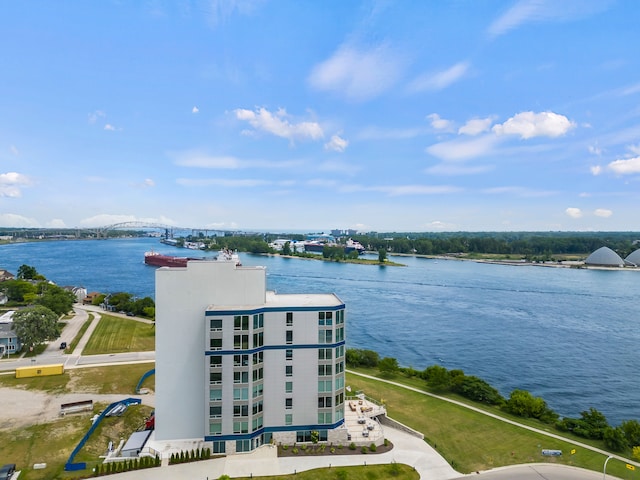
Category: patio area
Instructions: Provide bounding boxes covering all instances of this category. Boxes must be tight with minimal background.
[344,394,386,445]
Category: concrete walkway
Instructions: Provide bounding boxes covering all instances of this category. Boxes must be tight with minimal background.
[99,426,459,480]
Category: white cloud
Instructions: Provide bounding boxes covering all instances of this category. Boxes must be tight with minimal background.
[594,208,612,218]
[318,160,360,175]
[565,207,583,218]
[425,163,493,175]
[0,213,39,227]
[203,0,261,27]
[104,124,116,131]
[408,62,470,92]
[0,172,32,197]
[426,134,500,161]
[590,165,602,176]
[607,156,640,175]
[458,117,494,136]
[482,186,556,197]
[628,144,640,155]
[356,126,427,140]
[143,178,155,187]
[234,107,323,142]
[177,178,270,187]
[340,183,462,196]
[80,214,177,227]
[46,218,67,228]
[427,220,457,230]
[324,134,349,152]
[427,113,454,131]
[88,110,105,124]
[192,106,199,114]
[173,150,301,169]
[492,111,575,139]
[308,44,405,101]
[588,144,602,156]
[487,0,611,38]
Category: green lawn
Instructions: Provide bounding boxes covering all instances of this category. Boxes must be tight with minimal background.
[347,372,637,479]
[82,314,155,354]
[235,463,418,479]
[66,314,94,353]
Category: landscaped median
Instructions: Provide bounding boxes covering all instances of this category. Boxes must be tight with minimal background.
[346,370,638,479]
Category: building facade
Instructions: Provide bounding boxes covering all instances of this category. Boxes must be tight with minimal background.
[155,260,347,454]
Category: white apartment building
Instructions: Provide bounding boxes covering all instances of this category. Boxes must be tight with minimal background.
[155,260,347,454]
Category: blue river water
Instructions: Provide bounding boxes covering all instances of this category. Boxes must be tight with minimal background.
[0,237,637,425]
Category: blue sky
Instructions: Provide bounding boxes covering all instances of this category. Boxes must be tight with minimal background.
[1,0,640,233]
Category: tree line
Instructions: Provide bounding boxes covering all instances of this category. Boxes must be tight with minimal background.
[346,348,640,456]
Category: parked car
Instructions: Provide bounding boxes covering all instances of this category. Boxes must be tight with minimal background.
[59,342,67,350]
[0,463,16,480]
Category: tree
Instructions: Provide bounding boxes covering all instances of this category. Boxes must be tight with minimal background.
[37,283,76,315]
[604,426,628,452]
[378,248,387,263]
[503,389,555,421]
[0,279,36,303]
[17,264,41,280]
[424,365,451,391]
[12,306,60,349]
[378,357,399,376]
[621,419,640,447]
[282,241,292,256]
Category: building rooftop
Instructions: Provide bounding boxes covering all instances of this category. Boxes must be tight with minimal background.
[207,291,343,312]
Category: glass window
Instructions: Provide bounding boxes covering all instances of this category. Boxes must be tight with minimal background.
[285,413,293,425]
[233,388,248,401]
[210,372,222,383]
[234,354,249,366]
[234,371,249,383]
[252,331,263,348]
[234,404,248,417]
[210,338,222,350]
[233,421,248,434]
[253,313,264,329]
[209,422,222,435]
[286,330,293,344]
[252,383,264,398]
[285,398,293,409]
[253,367,263,381]
[286,349,293,360]
[234,315,249,331]
[210,318,222,330]
[234,334,249,349]
[253,351,263,365]
[285,381,293,393]
[210,405,222,418]
[286,365,293,377]
[286,312,293,326]
[210,388,222,401]
[210,355,222,367]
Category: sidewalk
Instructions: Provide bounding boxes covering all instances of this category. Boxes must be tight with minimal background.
[98,426,459,480]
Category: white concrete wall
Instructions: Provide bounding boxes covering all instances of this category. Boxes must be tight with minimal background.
[155,261,266,440]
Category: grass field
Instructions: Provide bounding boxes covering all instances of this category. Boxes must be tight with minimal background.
[82,314,155,355]
[66,314,94,353]
[346,371,637,479]
[234,463,419,479]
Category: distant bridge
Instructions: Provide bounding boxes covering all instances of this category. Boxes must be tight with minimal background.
[95,222,233,238]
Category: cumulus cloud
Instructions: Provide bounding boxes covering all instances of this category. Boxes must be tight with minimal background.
[594,208,612,217]
[324,134,349,152]
[0,172,32,197]
[565,207,583,218]
[427,113,454,131]
[590,165,602,176]
[46,218,67,228]
[607,156,640,175]
[492,111,575,139]
[0,213,39,227]
[308,44,405,101]
[408,62,470,92]
[459,117,493,136]
[234,107,323,142]
[104,124,116,131]
[192,106,199,114]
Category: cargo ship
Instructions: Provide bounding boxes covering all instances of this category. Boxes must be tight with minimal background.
[144,251,201,267]
[144,249,241,267]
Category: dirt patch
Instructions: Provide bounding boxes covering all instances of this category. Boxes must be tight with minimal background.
[0,386,155,431]
[278,441,393,457]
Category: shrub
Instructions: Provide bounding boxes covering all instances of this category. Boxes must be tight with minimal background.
[361,445,368,454]
[330,447,336,454]
[349,442,356,450]
[369,443,377,452]
[383,438,389,447]
[282,444,288,450]
[292,447,299,454]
